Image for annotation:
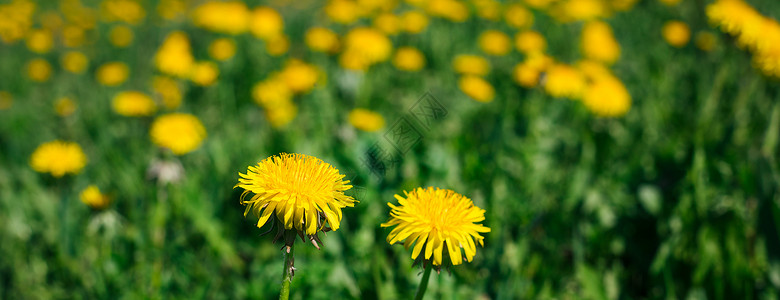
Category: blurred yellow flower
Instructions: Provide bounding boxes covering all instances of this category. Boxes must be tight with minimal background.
[504,4,533,29]
[459,75,494,103]
[155,31,194,77]
[552,0,607,23]
[515,30,547,54]
[305,27,340,53]
[373,13,401,35]
[513,54,553,88]
[250,6,284,40]
[253,76,293,107]
[426,0,469,22]
[0,91,13,110]
[192,1,249,34]
[453,54,490,76]
[695,31,717,52]
[325,0,363,24]
[108,25,134,47]
[473,0,501,21]
[25,29,53,53]
[62,25,86,48]
[61,51,89,74]
[150,113,207,155]
[0,0,35,43]
[152,76,182,109]
[400,11,429,34]
[381,187,490,266]
[189,61,219,86]
[30,140,87,177]
[662,20,690,47]
[280,60,319,94]
[96,62,129,86]
[581,21,620,65]
[55,97,77,117]
[478,30,511,56]
[658,0,681,6]
[544,64,586,99]
[27,58,52,82]
[341,27,392,70]
[348,108,385,132]
[393,47,426,72]
[80,185,110,210]
[209,38,237,61]
[236,153,357,237]
[112,91,156,117]
[577,60,613,80]
[524,0,556,9]
[265,102,298,128]
[266,34,290,56]
[157,0,186,21]
[101,0,145,25]
[583,74,631,117]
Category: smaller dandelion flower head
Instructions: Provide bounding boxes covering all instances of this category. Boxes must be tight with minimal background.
[236,153,357,248]
[382,187,491,266]
[150,113,207,155]
[30,140,87,177]
[80,185,110,210]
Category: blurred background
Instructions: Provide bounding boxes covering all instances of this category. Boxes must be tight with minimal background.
[1,0,780,299]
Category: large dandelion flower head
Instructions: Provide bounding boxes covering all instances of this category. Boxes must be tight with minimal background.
[236,153,357,247]
[382,187,491,266]
[30,140,87,177]
[150,113,207,155]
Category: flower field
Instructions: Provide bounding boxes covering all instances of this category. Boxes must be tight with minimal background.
[1,0,780,299]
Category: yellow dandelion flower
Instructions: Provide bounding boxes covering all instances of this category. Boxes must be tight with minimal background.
[342,27,392,69]
[381,187,490,266]
[583,74,631,117]
[250,6,284,40]
[55,97,77,117]
[373,13,401,35]
[581,20,620,65]
[266,34,290,56]
[191,1,249,34]
[112,91,156,117]
[695,31,717,51]
[280,60,319,94]
[253,76,293,107]
[325,0,363,25]
[155,31,194,77]
[513,54,554,88]
[27,58,52,82]
[393,47,425,72]
[80,185,110,210]
[552,0,607,23]
[100,0,145,25]
[0,91,13,110]
[209,38,237,61]
[504,4,533,29]
[305,27,340,53]
[426,0,469,22]
[0,0,35,43]
[265,102,298,128]
[61,51,89,74]
[543,63,586,99]
[473,0,501,21]
[157,0,186,21]
[515,30,547,54]
[30,140,87,177]
[150,113,207,155]
[189,61,219,86]
[577,60,613,80]
[453,54,490,76]
[478,30,511,56]
[152,76,182,109]
[662,20,690,47]
[459,75,495,103]
[108,25,134,48]
[96,62,129,86]
[236,153,357,241]
[348,108,385,132]
[400,11,429,34]
[26,29,53,54]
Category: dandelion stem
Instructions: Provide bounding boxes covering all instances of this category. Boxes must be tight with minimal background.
[414,262,433,300]
[279,244,294,300]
